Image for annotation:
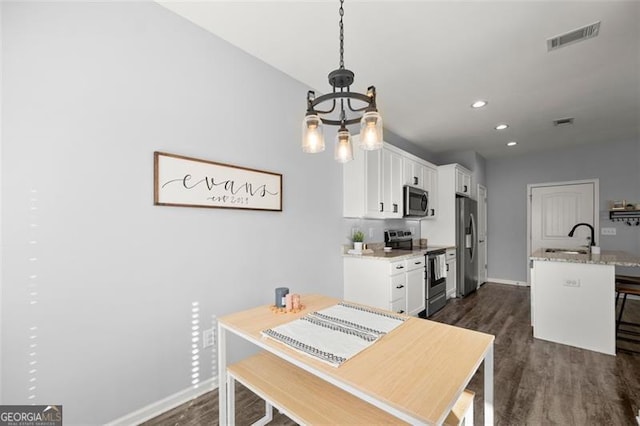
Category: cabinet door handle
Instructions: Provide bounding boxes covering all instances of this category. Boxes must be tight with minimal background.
[396,284,405,289]
[446,264,449,271]
[396,265,404,269]
[398,310,405,314]
[380,202,384,212]
[464,185,468,192]
[415,261,421,265]
[430,209,435,216]
[413,177,418,185]
[393,203,398,213]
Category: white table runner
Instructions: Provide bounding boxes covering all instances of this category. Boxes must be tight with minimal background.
[262,302,406,366]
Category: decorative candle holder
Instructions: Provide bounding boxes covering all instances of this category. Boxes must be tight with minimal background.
[275,287,289,308]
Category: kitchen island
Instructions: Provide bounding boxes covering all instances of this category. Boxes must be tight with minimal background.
[530,249,640,355]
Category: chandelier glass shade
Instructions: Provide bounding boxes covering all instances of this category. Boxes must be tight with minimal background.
[359,110,384,150]
[334,126,354,163]
[301,0,383,162]
[301,114,325,153]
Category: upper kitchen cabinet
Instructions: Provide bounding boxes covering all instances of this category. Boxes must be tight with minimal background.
[344,141,403,219]
[455,166,473,198]
[403,154,438,218]
[403,157,426,189]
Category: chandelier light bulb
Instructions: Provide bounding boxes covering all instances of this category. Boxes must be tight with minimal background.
[334,128,354,163]
[302,114,325,153]
[359,111,383,150]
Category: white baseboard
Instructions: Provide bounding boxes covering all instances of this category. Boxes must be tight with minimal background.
[487,277,530,287]
[106,377,216,426]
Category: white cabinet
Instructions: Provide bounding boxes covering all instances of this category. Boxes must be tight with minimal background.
[344,141,403,219]
[405,256,426,316]
[424,165,438,218]
[455,167,472,197]
[421,163,472,246]
[382,148,404,218]
[402,155,438,218]
[445,248,457,299]
[403,158,426,189]
[344,255,425,316]
[364,148,383,217]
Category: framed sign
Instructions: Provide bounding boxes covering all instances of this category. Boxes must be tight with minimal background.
[154,152,282,211]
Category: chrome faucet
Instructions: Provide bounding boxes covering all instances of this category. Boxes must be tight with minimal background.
[568,223,596,248]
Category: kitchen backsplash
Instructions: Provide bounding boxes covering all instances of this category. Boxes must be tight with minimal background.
[343,218,423,244]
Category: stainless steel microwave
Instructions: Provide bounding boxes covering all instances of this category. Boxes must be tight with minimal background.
[403,185,429,217]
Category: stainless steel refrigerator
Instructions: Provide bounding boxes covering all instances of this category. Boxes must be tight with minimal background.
[456,196,478,297]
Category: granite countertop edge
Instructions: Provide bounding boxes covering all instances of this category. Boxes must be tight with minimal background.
[530,249,640,267]
[343,245,455,261]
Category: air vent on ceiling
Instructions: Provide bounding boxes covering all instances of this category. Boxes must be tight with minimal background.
[547,21,601,51]
[553,117,575,126]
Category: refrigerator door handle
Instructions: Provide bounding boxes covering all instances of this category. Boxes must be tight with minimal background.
[469,212,477,262]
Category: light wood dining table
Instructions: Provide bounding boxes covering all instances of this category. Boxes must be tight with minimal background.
[218,294,495,425]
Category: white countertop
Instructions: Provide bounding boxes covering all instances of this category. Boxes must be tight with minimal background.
[343,245,455,262]
[530,248,640,267]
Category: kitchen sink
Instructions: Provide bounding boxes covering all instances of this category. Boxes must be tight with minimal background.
[545,248,589,255]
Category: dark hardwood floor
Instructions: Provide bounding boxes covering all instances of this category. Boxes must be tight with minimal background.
[144,283,640,426]
[432,283,640,425]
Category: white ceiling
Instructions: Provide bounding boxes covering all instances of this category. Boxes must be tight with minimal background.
[157,1,640,159]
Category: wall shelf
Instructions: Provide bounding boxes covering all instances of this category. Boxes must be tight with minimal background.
[609,209,640,226]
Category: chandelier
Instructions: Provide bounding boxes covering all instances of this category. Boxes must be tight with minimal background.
[301,0,383,163]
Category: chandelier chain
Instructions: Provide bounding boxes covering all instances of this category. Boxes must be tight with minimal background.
[339,0,344,70]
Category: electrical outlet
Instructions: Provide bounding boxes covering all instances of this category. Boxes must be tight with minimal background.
[601,227,616,236]
[564,279,581,288]
[202,328,215,348]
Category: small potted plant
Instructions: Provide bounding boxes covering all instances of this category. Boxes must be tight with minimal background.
[352,230,365,251]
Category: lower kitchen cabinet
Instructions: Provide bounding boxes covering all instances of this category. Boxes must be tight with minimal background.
[344,255,425,316]
[445,248,457,299]
[406,258,426,316]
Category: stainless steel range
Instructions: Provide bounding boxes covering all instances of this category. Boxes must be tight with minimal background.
[424,249,447,317]
[384,229,414,250]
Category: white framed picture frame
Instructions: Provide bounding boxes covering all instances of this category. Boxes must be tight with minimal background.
[154,151,282,211]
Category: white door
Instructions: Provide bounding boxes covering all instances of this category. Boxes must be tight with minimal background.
[477,185,488,286]
[529,181,597,255]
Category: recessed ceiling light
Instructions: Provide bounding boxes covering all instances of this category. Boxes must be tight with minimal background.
[471,100,488,108]
[495,124,509,130]
[506,141,517,147]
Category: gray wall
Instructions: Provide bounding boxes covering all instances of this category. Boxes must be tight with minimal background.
[1,2,344,424]
[435,150,487,188]
[486,139,640,282]
[385,128,436,162]
[0,0,3,405]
